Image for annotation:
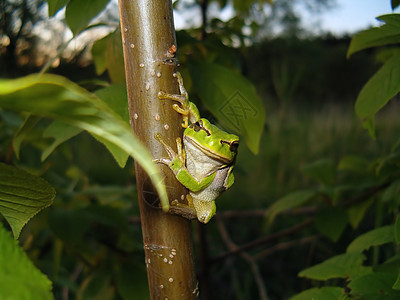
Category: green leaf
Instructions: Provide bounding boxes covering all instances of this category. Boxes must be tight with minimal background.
[349,272,400,299]
[48,208,90,246]
[95,84,129,123]
[394,215,400,244]
[79,267,114,300]
[41,120,82,161]
[0,225,53,299]
[94,84,130,166]
[338,155,369,173]
[393,0,400,10]
[65,0,111,35]
[347,199,373,229]
[13,115,41,159]
[355,52,400,136]
[382,179,400,204]
[266,189,315,222]
[290,287,344,300]
[0,74,169,211]
[116,263,150,300]
[46,0,69,16]
[348,14,400,57]
[92,29,126,83]
[92,29,125,83]
[0,163,55,239]
[189,61,265,154]
[315,207,347,242]
[92,34,108,75]
[299,252,368,280]
[393,271,400,290]
[347,225,394,253]
[301,159,335,186]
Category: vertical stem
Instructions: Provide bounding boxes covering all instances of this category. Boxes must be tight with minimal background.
[196,223,210,300]
[118,1,197,298]
[200,0,208,40]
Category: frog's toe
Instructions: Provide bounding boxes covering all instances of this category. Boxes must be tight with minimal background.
[194,200,216,224]
[153,158,171,165]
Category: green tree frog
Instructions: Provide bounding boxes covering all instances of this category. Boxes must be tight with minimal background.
[155,73,239,223]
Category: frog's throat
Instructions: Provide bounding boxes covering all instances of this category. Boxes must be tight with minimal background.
[183,135,232,164]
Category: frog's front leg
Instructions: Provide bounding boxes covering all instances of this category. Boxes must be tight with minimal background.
[158,72,200,127]
[154,134,216,192]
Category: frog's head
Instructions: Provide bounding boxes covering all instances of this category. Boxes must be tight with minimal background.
[184,118,239,164]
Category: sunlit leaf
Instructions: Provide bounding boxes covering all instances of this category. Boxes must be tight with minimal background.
[0,225,53,299]
[189,61,265,154]
[347,225,394,253]
[0,163,55,239]
[348,14,400,58]
[65,0,111,35]
[299,252,369,280]
[355,53,400,138]
[290,287,343,300]
[266,189,315,222]
[0,74,169,211]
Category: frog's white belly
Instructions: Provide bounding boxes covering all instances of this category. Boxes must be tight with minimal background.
[183,138,226,179]
[183,139,229,203]
[191,167,229,201]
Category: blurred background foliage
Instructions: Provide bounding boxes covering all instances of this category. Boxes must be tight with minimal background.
[1,0,400,299]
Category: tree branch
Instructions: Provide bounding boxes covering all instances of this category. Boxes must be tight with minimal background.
[210,218,314,262]
[217,217,269,300]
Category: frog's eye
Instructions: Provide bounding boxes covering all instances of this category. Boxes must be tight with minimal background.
[192,120,211,136]
[230,141,239,153]
[193,121,201,132]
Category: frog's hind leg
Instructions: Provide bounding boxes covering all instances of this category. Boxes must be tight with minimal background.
[158,72,192,128]
[173,72,188,100]
[158,91,189,128]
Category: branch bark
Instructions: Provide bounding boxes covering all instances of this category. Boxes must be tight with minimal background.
[118,1,197,298]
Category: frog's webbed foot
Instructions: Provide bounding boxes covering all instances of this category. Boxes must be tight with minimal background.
[168,197,197,220]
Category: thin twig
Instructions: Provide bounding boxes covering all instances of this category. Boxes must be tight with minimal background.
[217,218,269,300]
[210,218,314,263]
[218,183,389,220]
[253,235,320,261]
[40,36,73,74]
[218,206,317,219]
[343,183,389,208]
[63,263,83,300]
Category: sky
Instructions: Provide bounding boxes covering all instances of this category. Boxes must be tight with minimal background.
[317,0,396,34]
